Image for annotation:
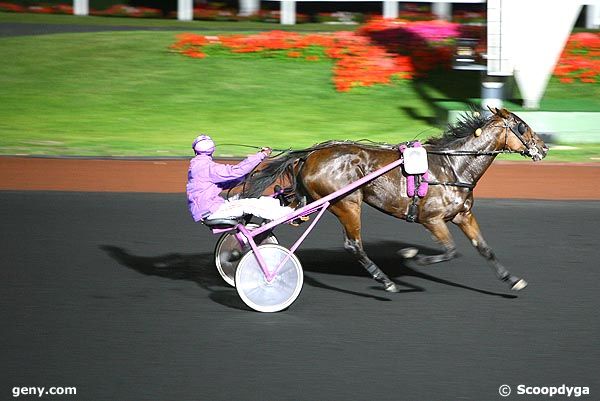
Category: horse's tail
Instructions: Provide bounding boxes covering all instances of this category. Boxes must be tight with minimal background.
[241,148,312,199]
[242,140,385,199]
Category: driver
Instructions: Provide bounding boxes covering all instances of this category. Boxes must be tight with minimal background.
[186,134,294,222]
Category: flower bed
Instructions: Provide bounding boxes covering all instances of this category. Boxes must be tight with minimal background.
[0,2,71,14]
[171,30,413,92]
[0,2,159,17]
[0,1,485,24]
[0,2,25,12]
[453,10,486,25]
[553,32,600,84]
[171,18,472,92]
[164,7,312,23]
[356,18,462,76]
[244,9,310,23]
[315,12,364,25]
[91,5,161,18]
[192,8,238,22]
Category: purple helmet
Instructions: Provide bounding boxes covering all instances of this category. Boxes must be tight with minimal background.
[192,134,215,155]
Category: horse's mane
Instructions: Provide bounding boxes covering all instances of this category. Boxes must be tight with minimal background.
[425,109,490,149]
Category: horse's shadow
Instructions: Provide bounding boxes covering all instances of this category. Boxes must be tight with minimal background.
[100,240,515,310]
[296,241,516,299]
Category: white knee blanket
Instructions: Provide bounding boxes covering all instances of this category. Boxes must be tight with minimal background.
[208,196,294,221]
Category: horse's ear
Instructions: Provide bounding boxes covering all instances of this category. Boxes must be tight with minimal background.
[487,106,510,119]
[498,108,511,118]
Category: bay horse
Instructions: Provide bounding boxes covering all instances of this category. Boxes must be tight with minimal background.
[242,108,548,293]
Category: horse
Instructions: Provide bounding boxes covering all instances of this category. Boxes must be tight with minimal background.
[241,107,548,293]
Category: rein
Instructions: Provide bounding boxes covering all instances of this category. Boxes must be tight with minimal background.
[219,143,291,156]
[427,149,512,156]
[219,143,290,200]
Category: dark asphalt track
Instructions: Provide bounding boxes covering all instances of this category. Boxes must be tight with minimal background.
[1,191,599,400]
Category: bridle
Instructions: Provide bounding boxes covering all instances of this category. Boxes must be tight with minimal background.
[504,118,541,158]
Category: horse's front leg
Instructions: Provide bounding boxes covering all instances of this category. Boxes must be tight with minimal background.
[452,211,527,291]
[415,219,457,265]
[331,200,401,293]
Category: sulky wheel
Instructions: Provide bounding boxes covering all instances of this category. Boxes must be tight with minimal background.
[214,224,277,287]
[235,244,304,313]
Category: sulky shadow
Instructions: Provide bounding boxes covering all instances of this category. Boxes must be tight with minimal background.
[100,245,250,311]
[102,238,515,308]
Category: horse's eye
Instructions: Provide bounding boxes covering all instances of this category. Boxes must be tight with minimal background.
[518,122,527,135]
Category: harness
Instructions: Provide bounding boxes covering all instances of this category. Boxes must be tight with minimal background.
[398,142,429,222]
[401,117,538,221]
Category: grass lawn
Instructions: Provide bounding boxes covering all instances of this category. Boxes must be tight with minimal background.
[0,30,442,157]
[1,12,599,162]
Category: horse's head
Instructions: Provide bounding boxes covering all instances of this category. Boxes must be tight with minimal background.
[489,107,548,161]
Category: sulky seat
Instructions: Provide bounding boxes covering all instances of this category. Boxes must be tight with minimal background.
[202,218,242,230]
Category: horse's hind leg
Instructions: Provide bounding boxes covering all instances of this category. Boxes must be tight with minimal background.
[331,200,401,293]
[452,211,527,291]
[415,219,457,265]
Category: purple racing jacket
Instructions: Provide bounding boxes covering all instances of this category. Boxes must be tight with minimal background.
[186,152,266,221]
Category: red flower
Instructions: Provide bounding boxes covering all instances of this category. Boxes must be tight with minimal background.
[0,2,25,12]
[554,32,600,84]
[183,49,206,58]
[170,18,465,92]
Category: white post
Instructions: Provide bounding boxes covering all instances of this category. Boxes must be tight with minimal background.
[586,5,600,28]
[382,1,399,19]
[487,0,585,109]
[432,2,452,21]
[73,0,88,16]
[178,0,193,21]
[239,0,260,16]
[281,1,296,25]
[481,74,506,112]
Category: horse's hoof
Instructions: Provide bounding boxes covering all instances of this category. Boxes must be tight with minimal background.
[384,282,401,293]
[511,279,528,291]
[415,255,433,265]
[398,247,418,259]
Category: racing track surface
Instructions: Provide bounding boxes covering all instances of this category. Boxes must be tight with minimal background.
[1,191,599,400]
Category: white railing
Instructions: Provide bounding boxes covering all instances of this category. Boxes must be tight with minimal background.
[262,1,485,25]
[71,0,599,28]
[71,1,485,23]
